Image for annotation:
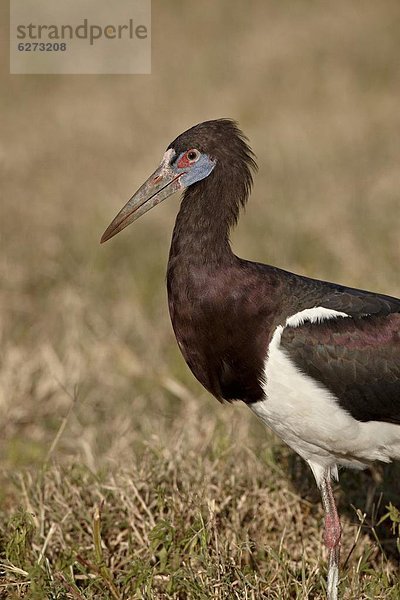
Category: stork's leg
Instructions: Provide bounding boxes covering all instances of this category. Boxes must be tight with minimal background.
[320,470,341,600]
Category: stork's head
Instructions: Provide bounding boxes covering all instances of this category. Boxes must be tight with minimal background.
[101,119,255,243]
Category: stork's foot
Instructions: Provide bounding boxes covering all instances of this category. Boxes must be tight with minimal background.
[326,546,339,600]
[320,470,342,600]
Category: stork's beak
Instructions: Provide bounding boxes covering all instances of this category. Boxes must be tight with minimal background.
[101,153,183,243]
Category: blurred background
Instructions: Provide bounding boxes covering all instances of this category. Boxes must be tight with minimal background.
[1,1,400,597]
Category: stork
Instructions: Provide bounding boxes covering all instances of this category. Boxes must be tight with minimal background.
[101,119,400,599]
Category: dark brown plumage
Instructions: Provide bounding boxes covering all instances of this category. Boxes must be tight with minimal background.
[165,120,400,418]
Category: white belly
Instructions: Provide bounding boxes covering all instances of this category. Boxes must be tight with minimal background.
[249,311,400,486]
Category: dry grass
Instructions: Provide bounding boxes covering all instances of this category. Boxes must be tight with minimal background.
[1,0,400,597]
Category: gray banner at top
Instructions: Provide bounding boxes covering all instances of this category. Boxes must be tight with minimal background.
[10,0,151,74]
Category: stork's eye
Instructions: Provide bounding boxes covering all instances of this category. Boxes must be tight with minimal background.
[187,149,200,162]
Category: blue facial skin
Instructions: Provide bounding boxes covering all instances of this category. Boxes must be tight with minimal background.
[175,152,216,187]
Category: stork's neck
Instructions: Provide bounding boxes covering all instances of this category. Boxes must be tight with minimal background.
[169,170,245,268]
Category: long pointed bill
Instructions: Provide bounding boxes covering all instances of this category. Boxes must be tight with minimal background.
[101,150,184,243]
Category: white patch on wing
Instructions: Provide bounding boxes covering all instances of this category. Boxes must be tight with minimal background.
[249,307,400,487]
[285,306,348,328]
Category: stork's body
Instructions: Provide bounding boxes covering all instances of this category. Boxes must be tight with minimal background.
[102,120,400,600]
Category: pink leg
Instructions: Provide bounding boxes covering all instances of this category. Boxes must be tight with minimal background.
[320,471,342,600]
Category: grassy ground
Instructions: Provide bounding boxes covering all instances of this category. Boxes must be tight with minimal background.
[1,1,400,597]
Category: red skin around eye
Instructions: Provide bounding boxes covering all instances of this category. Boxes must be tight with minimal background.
[177,153,191,169]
